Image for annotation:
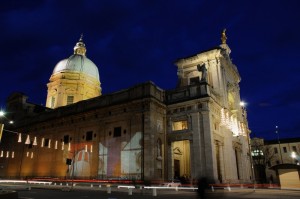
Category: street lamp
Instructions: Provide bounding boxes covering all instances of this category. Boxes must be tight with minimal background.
[275,126,283,164]
[0,110,14,125]
[291,152,299,165]
[240,101,246,107]
[0,110,6,142]
[0,111,15,142]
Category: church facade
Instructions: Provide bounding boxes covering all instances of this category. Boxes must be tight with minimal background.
[0,31,252,184]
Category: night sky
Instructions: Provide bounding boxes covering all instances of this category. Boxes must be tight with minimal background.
[1,0,299,140]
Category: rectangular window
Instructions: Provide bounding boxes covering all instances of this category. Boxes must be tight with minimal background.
[44,138,50,147]
[274,147,278,154]
[114,127,121,137]
[86,131,93,141]
[67,96,74,105]
[292,146,297,152]
[251,149,263,156]
[172,121,188,131]
[283,147,287,153]
[189,77,200,85]
[64,135,69,144]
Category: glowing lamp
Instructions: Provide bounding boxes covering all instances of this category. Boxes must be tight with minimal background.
[25,135,30,145]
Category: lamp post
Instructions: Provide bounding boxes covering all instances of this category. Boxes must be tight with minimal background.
[275,126,283,164]
[0,110,16,143]
[0,110,6,142]
[0,110,33,179]
[0,110,18,178]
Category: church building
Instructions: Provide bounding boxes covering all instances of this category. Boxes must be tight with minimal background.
[0,31,252,184]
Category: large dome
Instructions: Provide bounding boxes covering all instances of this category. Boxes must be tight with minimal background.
[52,35,100,81]
[52,54,100,81]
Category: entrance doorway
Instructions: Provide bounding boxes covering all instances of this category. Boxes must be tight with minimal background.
[174,159,180,179]
[172,140,191,182]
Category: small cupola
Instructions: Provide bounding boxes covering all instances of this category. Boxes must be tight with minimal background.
[73,34,86,56]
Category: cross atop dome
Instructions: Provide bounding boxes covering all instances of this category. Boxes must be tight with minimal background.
[79,33,83,41]
[74,34,86,56]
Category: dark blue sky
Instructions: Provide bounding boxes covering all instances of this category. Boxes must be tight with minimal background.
[1,0,299,140]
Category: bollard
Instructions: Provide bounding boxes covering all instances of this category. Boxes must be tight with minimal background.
[66,183,68,186]
[211,186,214,192]
[227,184,231,191]
[175,186,178,191]
[269,182,273,188]
[60,183,62,186]
[99,185,101,188]
[91,184,93,188]
[107,186,111,194]
[54,183,56,186]
[128,188,133,195]
[152,188,157,196]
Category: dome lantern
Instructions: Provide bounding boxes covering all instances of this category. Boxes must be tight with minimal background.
[73,34,86,56]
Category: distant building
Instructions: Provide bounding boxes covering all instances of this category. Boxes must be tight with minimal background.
[251,137,300,183]
[0,31,252,184]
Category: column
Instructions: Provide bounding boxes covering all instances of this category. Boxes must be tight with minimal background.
[201,110,218,182]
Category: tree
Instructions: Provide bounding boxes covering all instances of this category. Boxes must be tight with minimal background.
[251,137,275,183]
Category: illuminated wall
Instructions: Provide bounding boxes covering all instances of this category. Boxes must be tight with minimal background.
[98,132,142,179]
[66,143,92,178]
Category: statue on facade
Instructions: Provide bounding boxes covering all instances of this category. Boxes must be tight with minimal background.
[221,29,227,44]
[197,63,207,81]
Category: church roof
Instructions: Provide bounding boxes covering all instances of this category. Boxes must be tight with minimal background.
[52,35,100,81]
[174,46,222,63]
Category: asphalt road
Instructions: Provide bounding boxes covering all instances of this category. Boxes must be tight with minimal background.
[14,187,300,199]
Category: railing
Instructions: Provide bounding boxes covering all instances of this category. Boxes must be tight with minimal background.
[165,83,209,104]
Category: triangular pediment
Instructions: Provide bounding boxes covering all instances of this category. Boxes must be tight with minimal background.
[173,147,182,155]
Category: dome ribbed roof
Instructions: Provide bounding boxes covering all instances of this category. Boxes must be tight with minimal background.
[52,55,99,80]
[52,35,100,81]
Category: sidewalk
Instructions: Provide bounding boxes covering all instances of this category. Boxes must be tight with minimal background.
[1,180,300,199]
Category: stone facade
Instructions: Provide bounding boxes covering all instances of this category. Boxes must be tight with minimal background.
[0,33,252,184]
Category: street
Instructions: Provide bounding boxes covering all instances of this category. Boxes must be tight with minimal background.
[15,186,300,199]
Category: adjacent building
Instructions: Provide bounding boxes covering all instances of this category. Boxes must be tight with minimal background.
[0,31,252,184]
[251,137,300,184]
